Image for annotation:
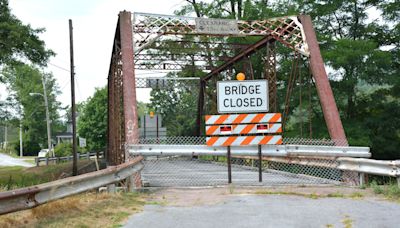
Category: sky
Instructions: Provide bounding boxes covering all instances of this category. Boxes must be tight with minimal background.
[4,0,382,109]
[6,0,188,107]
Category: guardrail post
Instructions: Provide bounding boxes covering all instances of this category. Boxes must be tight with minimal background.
[127,175,136,192]
[77,152,80,161]
[45,157,49,166]
[86,152,90,160]
[359,173,366,186]
[35,158,39,167]
[107,184,116,193]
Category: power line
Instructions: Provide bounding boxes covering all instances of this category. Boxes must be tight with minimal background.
[48,62,71,73]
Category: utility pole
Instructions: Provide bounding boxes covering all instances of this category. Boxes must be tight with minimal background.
[69,19,78,176]
[19,121,23,157]
[4,125,7,151]
[41,75,53,156]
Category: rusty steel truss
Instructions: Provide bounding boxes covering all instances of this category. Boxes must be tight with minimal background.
[107,11,347,165]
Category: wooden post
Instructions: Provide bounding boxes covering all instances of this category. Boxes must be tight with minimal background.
[69,19,78,175]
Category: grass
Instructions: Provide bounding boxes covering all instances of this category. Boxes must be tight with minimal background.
[255,190,365,200]
[370,181,400,201]
[341,215,353,228]
[0,191,145,228]
[255,190,322,199]
[0,160,93,191]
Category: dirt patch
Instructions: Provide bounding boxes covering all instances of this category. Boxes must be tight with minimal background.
[145,186,380,207]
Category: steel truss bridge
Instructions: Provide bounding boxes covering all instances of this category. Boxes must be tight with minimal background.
[106,11,369,187]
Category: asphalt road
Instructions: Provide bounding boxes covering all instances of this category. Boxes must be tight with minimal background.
[0,153,33,167]
[124,194,400,228]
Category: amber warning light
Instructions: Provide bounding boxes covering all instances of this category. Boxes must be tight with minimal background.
[220,125,232,134]
[256,124,269,133]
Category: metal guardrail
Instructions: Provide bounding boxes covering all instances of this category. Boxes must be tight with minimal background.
[128,144,371,158]
[0,157,143,215]
[338,158,400,177]
[35,151,104,166]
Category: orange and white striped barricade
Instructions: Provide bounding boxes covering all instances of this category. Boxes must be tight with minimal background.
[205,113,283,183]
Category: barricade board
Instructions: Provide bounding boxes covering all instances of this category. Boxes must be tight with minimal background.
[206,135,282,146]
[206,123,282,135]
[205,112,283,146]
[205,113,281,125]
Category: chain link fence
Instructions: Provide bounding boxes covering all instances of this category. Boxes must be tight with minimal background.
[140,155,352,187]
[130,136,358,187]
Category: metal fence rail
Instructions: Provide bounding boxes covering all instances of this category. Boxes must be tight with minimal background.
[128,144,371,158]
[0,157,143,215]
[35,151,104,166]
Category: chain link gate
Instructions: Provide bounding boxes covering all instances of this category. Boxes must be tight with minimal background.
[128,137,362,187]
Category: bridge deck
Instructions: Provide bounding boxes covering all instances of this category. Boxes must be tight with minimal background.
[141,158,341,187]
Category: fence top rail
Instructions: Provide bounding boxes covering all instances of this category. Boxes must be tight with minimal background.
[128,144,370,158]
[36,151,103,161]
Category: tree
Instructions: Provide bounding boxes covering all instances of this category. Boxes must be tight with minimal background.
[78,87,108,151]
[1,64,61,155]
[78,86,149,150]
[0,0,54,68]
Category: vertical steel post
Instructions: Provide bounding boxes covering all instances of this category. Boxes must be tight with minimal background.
[299,15,348,145]
[196,80,205,136]
[156,115,159,138]
[265,41,277,112]
[258,145,262,182]
[119,11,139,157]
[227,146,232,184]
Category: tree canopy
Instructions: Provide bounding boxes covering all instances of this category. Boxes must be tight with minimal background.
[0,0,54,68]
[1,64,61,154]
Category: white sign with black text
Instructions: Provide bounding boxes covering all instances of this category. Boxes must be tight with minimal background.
[217,80,269,113]
[195,18,239,35]
[79,137,87,148]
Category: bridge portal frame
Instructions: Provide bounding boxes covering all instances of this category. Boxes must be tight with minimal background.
[107,11,347,165]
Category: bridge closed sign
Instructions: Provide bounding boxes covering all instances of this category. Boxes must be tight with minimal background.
[217,80,268,113]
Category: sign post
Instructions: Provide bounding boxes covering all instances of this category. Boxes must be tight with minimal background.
[205,73,283,184]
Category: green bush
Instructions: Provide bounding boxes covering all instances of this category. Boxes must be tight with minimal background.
[54,142,73,157]
[54,142,87,157]
[11,139,41,156]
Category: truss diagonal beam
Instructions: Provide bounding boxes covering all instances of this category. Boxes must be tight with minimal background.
[203,35,273,81]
